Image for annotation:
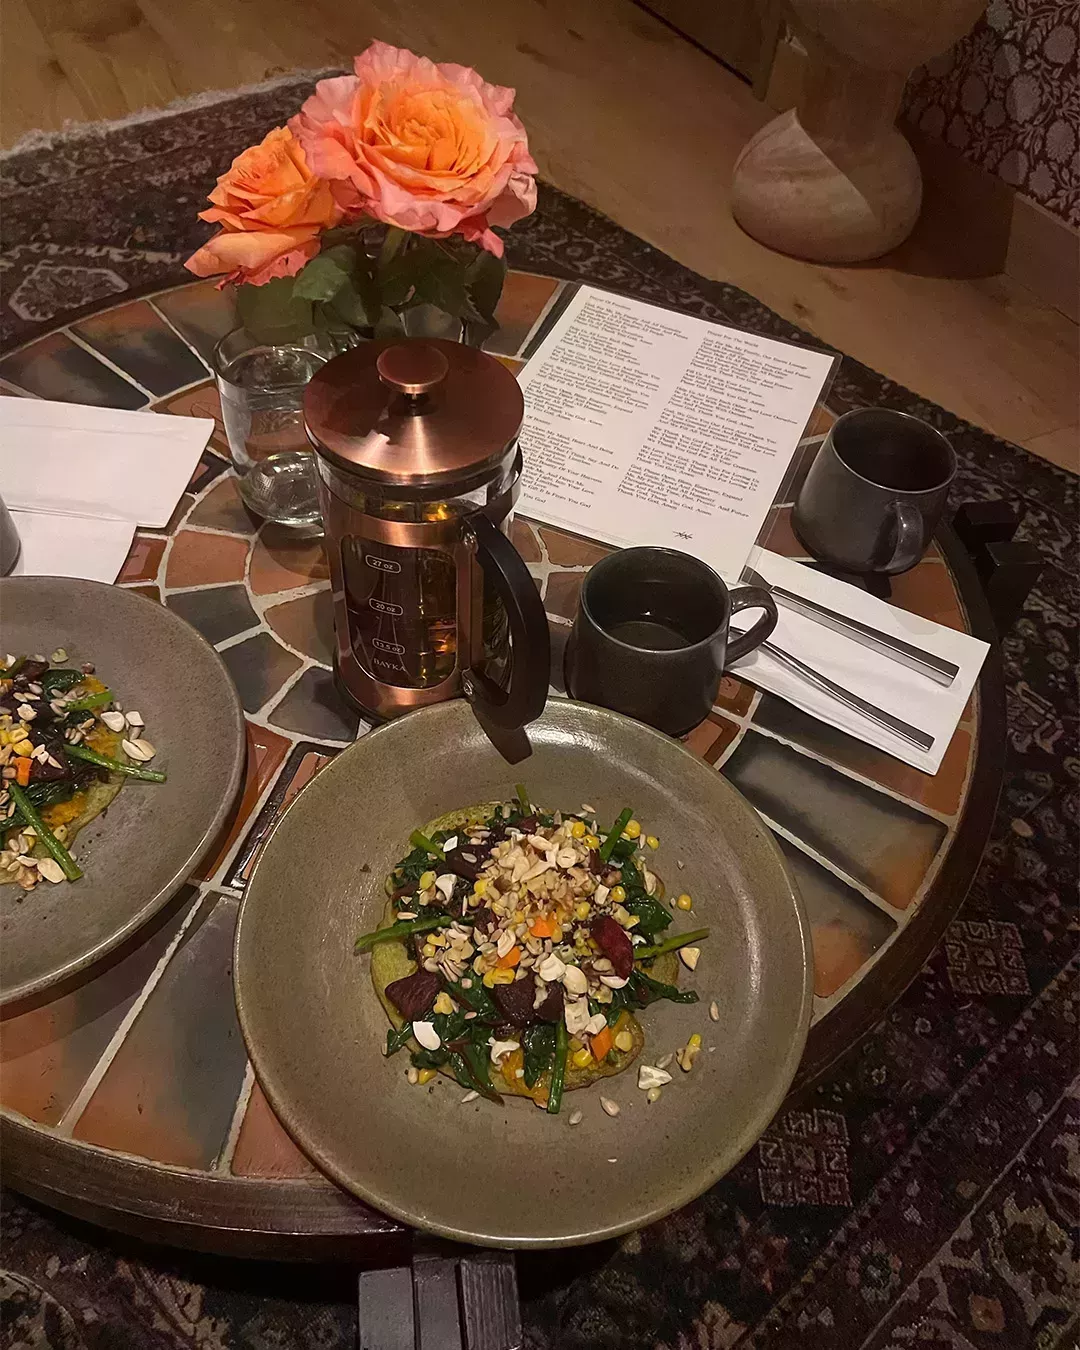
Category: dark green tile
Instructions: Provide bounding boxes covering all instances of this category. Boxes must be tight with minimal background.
[0,331,146,408]
[219,632,302,714]
[167,585,259,646]
[73,299,207,396]
[268,667,360,741]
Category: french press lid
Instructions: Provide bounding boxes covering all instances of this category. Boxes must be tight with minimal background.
[304,338,525,493]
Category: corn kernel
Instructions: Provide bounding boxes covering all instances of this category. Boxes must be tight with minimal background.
[422,943,437,958]
[512,909,525,923]
[416,1067,438,1086]
[614,1030,634,1052]
[676,893,693,911]
[646,835,660,850]
[609,884,626,904]
[572,1047,593,1068]
[490,967,516,985]
[11,741,32,758]
[570,820,587,838]
[472,878,487,896]
[624,819,641,839]
[419,870,436,890]
[433,992,455,1016]
[687,1033,702,1049]
[646,1086,663,1104]
[584,834,600,849]
[482,970,496,987]
[574,900,592,921]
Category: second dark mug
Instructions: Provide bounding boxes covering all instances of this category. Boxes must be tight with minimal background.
[793,408,956,576]
[565,547,777,737]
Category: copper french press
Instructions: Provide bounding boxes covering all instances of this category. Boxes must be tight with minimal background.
[304,339,550,728]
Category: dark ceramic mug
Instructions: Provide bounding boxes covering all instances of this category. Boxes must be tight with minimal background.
[793,408,956,576]
[565,547,777,737]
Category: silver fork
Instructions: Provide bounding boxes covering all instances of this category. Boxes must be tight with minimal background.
[742,565,959,687]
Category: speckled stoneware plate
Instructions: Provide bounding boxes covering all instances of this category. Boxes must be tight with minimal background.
[0,577,245,1006]
[234,698,812,1248]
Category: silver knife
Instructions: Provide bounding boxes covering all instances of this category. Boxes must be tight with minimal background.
[743,565,959,687]
[753,637,935,753]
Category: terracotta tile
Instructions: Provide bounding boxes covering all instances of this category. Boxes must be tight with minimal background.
[73,894,248,1168]
[714,674,754,716]
[188,476,258,535]
[194,722,291,880]
[165,531,249,588]
[754,696,974,817]
[231,1080,318,1178]
[72,299,207,396]
[125,584,161,603]
[249,526,330,595]
[167,584,259,647]
[155,381,230,458]
[117,534,166,584]
[804,404,838,438]
[758,505,808,558]
[887,560,966,632]
[812,921,872,998]
[544,570,584,622]
[153,283,238,363]
[268,666,360,741]
[264,588,335,665]
[0,889,198,1125]
[219,633,302,714]
[682,713,740,764]
[536,526,612,568]
[189,449,229,494]
[511,518,542,564]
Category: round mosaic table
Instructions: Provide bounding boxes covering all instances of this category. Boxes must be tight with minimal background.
[0,272,1004,1259]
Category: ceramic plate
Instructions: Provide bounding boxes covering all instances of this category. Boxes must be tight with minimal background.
[0,577,245,1005]
[234,699,811,1248]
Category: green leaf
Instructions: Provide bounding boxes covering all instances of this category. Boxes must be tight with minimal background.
[235,276,314,342]
[378,225,409,271]
[331,274,380,328]
[291,246,356,303]
[412,253,469,318]
[466,249,506,323]
[374,307,406,339]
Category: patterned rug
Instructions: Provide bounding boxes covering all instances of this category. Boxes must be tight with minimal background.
[2,78,1077,1350]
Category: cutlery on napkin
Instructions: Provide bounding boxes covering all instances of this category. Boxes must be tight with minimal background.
[726,548,989,774]
[0,398,215,583]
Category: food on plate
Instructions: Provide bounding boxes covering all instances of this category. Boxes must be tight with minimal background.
[356,786,709,1112]
[0,651,166,891]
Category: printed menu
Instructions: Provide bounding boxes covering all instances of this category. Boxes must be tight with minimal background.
[517,286,836,578]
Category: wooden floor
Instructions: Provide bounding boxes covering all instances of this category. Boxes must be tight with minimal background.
[2,0,1076,471]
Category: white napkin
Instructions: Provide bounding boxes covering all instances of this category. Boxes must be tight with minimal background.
[726,548,989,774]
[0,397,214,528]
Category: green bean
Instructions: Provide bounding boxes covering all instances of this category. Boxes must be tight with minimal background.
[634,927,710,961]
[64,689,113,713]
[547,1020,568,1114]
[8,782,82,881]
[515,782,530,813]
[354,913,457,952]
[598,807,633,863]
[65,743,166,782]
[409,829,445,861]
[2,656,25,677]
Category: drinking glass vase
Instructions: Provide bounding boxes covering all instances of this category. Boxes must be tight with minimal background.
[214,328,336,530]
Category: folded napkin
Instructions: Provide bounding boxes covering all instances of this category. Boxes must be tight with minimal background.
[0,397,214,583]
[726,548,990,774]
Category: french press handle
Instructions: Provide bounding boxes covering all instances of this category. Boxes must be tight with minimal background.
[462,515,549,729]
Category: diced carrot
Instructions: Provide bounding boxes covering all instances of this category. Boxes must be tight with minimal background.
[14,757,31,786]
[590,1025,613,1061]
[496,945,521,969]
[529,916,556,938]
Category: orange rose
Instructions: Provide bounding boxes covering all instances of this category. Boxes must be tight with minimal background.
[290,42,537,257]
[185,127,342,286]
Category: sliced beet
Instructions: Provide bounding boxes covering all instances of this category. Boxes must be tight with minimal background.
[491,973,538,1026]
[515,814,537,834]
[19,660,49,682]
[29,739,71,782]
[385,969,441,1020]
[445,846,481,881]
[472,906,497,935]
[591,915,634,978]
[534,981,565,1023]
[588,850,606,876]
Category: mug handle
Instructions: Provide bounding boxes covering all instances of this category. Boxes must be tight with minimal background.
[881,500,926,575]
[462,514,550,729]
[726,586,778,663]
